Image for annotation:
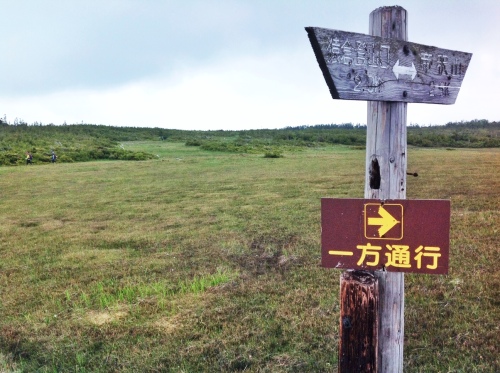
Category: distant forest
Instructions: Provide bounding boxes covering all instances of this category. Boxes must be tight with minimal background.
[0,118,499,166]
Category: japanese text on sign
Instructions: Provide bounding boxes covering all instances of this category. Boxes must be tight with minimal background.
[330,244,442,270]
[321,198,450,274]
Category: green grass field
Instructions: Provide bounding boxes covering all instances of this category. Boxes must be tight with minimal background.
[0,143,498,372]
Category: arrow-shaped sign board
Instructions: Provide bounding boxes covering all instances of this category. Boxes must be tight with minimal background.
[321,198,450,274]
[306,27,472,104]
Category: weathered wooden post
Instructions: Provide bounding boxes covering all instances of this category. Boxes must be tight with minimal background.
[306,5,472,372]
[339,270,379,371]
[366,7,407,372]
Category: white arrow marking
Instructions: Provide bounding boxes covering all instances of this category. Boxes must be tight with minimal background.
[392,59,417,80]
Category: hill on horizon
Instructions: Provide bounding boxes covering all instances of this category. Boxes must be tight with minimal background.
[1,119,499,166]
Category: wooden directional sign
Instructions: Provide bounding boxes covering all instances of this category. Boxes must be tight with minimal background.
[306,27,472,104]
[321,198,450,274]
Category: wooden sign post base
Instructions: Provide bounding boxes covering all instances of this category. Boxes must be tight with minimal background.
[339,271,379,371]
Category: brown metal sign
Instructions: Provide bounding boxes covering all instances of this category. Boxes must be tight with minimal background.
[321,198,450,274]
[306,27,472,105]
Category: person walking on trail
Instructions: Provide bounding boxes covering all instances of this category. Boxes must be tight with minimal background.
[51,152,57,163]
[26,152,33,165]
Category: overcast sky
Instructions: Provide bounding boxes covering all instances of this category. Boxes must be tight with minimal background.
[1,0,499,130]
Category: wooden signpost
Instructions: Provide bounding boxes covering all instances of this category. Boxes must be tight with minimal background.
[306,6,472,372]
[306,27,472,105]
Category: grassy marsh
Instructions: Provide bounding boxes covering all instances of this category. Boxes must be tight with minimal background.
[0,143,498,372]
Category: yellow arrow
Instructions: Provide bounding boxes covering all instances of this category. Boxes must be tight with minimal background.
[368,205,400,237]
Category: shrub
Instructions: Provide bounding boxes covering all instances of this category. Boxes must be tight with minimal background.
[0,152,22,165]
[263,150,284,158]
[185,139,203,146]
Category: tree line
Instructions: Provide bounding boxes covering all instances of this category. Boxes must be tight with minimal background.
[0,119,498,166]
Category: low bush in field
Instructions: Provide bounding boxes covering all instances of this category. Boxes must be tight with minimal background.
[0,124,158,166]
[67,148,156,162]
[0,152,21,165]
[0,146,156,166]
[189,138,292,157]
[264,150,284,158]
[185,139,203,146]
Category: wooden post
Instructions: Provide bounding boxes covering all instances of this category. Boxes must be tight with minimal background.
[339,7,407,373]
[339,271,379,371]
[367,6,407,372]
